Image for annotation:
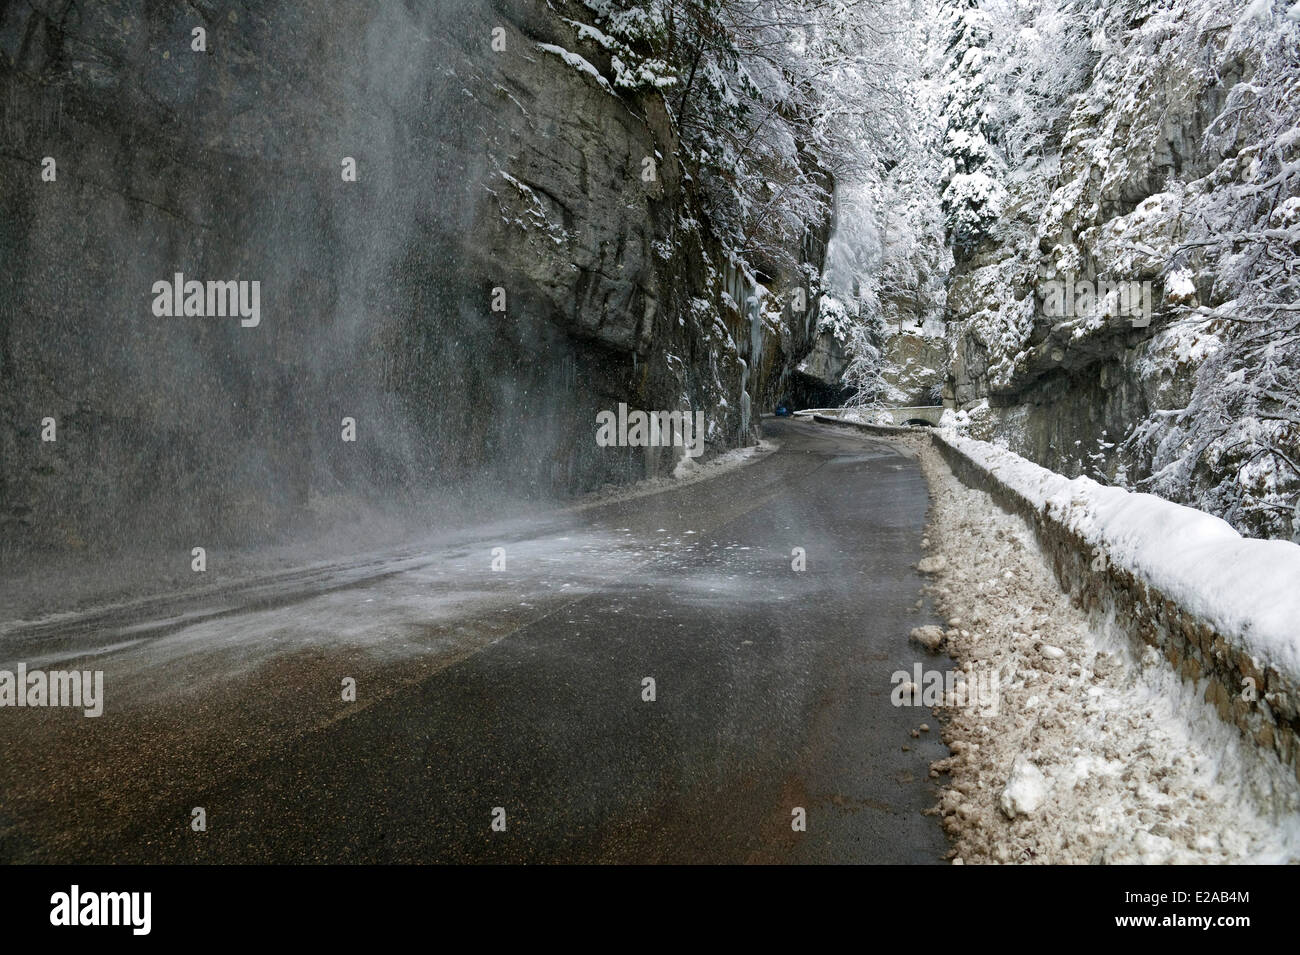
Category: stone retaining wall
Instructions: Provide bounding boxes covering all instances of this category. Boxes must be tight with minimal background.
[933,431,1300,784]
[818,414,1300,782]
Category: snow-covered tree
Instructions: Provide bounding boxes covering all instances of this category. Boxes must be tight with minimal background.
[579,0,911,276]
[1105,0,1300,540]
[818,0,950,340]
[981,0,1095,169]
[838,301,891,409]
[938,0,1005,259]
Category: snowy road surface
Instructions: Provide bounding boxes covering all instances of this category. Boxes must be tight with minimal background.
[0,420,951,863]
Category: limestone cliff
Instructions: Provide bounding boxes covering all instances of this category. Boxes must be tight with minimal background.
[0,0,828,555]
[943,0,1300,540]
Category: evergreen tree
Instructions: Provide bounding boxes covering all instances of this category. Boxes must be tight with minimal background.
[938,0,1004,259]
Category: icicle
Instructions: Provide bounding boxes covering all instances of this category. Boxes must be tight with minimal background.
[739,358,750,438]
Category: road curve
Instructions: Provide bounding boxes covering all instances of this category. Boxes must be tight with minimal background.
[0,419,951,863]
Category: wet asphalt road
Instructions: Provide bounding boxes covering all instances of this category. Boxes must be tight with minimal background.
[0,419,950,863]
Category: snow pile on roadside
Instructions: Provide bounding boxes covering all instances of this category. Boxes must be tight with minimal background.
[903,435,1300,864]
[937,432,1300,681]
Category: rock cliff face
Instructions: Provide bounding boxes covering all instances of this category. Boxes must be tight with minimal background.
[789,329,850,407]
[884,332,947,406]
[943,1,1300,539]
[0,0,828,556]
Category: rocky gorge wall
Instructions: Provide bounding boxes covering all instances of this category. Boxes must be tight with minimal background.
[942,1,1300,540]
[0,0,829,559]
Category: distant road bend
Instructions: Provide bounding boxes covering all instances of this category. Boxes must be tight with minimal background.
[0,419,950,864]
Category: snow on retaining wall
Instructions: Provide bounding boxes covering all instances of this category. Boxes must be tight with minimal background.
[930,431,1300,782]
[936,434,1300,678]
[810,414,909,437]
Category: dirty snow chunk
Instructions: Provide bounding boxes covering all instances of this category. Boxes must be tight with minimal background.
[536,44,614,94]
[1000,756,1048,818]
[1040,644,1065,659]
[917,555,947,574]
[910,625,945,652]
